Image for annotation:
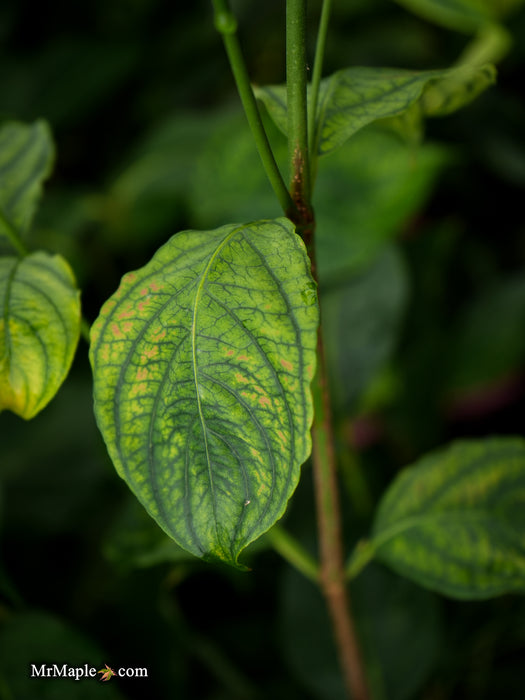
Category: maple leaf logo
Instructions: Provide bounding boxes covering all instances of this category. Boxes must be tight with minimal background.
[97,664,116,681]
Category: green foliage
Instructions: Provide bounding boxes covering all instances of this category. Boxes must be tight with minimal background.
[314,125,449,276]
[0,121,54,252]
[1,0,525,697]
[256,64,495,156]
[322,246,409,411]
[90,219,318,566]
[0,252,81,419]
[353,438,525,599]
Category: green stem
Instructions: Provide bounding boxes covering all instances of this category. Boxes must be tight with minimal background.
[286,0,311,212]
[308,0,332,178]
[0,210,28,257]
[266,524,319,583]
[211,0,296,217]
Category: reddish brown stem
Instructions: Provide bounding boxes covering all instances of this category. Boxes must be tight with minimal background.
[311,329,371,700]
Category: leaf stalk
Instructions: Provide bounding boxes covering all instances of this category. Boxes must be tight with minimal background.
[266,524,319,583]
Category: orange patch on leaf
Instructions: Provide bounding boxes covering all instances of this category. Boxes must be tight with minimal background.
[117,308,134,320]
[111,323,124,339]
[280,358,294,372]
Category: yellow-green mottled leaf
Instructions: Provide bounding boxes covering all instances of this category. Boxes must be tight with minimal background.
[370,438,525,599]
[0,121,54,243]
[422,63,496,116]
[0,252,81,419]
[90,219,318,567]
[256,65,495,157]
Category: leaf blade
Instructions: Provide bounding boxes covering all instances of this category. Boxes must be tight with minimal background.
[0,252,81,419]
[0,120,54,243]
[256,65,495,157]
[90,219,318,566]
[370,438,525,599]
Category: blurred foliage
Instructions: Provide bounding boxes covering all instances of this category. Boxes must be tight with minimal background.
[1,0,525,698]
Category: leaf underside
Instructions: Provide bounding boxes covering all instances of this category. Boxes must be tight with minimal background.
[90,219,318,566]
[371,438,525,599]
[0,252,81,419]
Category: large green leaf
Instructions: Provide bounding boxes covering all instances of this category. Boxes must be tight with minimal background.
[361,438,525,599]
[0,120,54,245]
[256,64,495,157]
[0,252,81,419]
[90,219,318,567]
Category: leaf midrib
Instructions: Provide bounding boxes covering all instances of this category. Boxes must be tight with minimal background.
[191,225,242,554]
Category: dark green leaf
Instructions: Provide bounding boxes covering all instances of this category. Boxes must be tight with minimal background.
[315,126,450,277]
[447,274,525,393]
[90,219,318,567]
[370,438,525,599]
[322,246,409,411]
[0,252,81,419]
[257,65,495,157]
[0,120,54,243]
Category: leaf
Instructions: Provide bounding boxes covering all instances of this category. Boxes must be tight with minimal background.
[322,246,409,412]
[369,438,525,599]
[188,109,283,227]
[446,274,525,393]
[90,219,318,567]
[256,64,495,157]
[315,125,450,277]
[422,63,496,116]
[0,252,81,420]
[392,0,524,32]
[0,121,54,244]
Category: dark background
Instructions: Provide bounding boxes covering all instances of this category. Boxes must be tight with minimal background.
[1,1,525,698]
